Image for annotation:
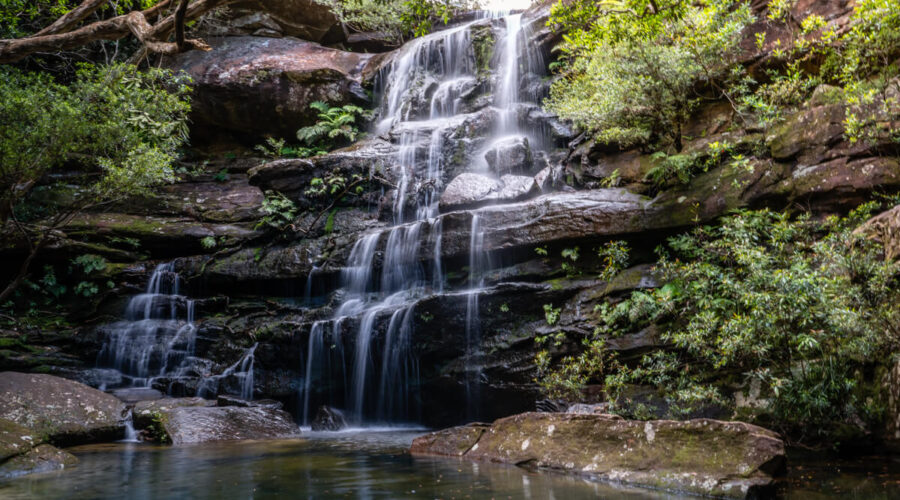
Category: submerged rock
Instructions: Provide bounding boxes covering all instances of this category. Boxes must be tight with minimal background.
[162,406,300,445]
[310,405,348,431]
[0,419,77,479]
[411,412,785,499]
[0,372,126,446]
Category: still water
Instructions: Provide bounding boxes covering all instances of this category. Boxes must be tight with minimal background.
[2,429,900,499]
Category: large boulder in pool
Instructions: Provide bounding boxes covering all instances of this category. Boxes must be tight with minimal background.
[164,36,387,138]
[411,412,785,499]
[0,418,77,479]
[162,406,300,445]
[0,372,126,446]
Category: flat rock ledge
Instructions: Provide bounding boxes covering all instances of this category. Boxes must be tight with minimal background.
[162,406,300,445]
[0,372,126,446]
[410,412,785,499]
[0,418,77,479]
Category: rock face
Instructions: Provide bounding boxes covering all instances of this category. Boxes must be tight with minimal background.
[165,36,386,138]
[0,372,126,446]
[162,406,300,445]
[224,0,343,43]
[411,412,786,499]
[310,405,348,431]
[0,419,77,479]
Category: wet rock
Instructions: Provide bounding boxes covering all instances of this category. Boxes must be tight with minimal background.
[566,403,610,415]
[310,405,348,431]
[436,189,651,258]
[164,37,387,138]
[855,204,900,260]
[162,406,300,445]
[217,395,284,410]
[411,412,785,499]
[438,173,539,212]
[439,173,501,211]
[111,387,164,404]
[0,419,77,479]
[0,372,126,446]
[496,175,539,201]
[484,136,533,175]
[133,397,215,429]
[62,212,260,259]
[248,138,396,206]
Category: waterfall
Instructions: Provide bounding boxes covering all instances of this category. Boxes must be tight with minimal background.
[95,263,198,391]
[299,10,551,425]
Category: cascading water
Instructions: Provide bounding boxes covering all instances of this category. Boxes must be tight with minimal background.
[299,10,551,425]
[95,263,198,391]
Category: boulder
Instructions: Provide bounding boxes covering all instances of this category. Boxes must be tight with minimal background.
[310,405,348,431]
[164,37,387,138]
[162,406,300,445]
[439,173,501,211]
[439,173,539,212]
[0,372,126,446]
[133,397,215,429]
[411,412,786,499]
[224,0,343,43]
[484,136,533,175]
[855,204,900,260]
[0,419,77,479]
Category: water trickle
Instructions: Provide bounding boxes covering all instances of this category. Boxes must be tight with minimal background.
[464,214,490,419]
[197,343,258,401]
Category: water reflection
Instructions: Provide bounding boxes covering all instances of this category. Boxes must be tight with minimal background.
[0,431,676,500]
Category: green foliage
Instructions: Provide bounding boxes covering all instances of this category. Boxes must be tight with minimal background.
[256,191,298,231]
[543,303,561,326]
[312,0,476,43]
[538,205,900,439]
[1,63,190,214]
[545,0,754,150]
[72,254,107,274]
[645,140,735,187]
[560,246,580,277]
[597,240,629,281]
[305,172,364,199]
[296,101,372,151]
[200,236,217,249]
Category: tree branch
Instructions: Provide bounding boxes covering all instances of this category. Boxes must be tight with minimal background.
[32,0,108,37]
[0,0,232,64]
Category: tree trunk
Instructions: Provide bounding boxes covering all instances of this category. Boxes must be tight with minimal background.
[0,0,234,63]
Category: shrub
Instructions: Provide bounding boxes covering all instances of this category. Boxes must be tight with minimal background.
[537,205,900,440]
[544,0,753,151]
